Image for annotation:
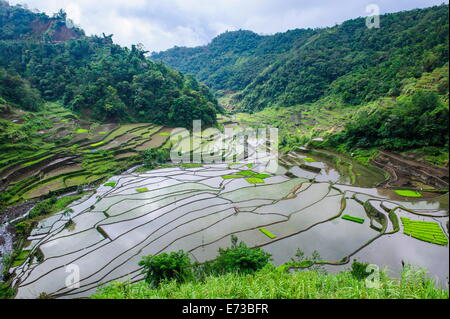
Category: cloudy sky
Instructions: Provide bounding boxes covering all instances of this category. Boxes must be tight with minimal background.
[9,0,449,52]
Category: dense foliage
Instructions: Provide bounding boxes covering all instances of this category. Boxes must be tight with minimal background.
[197,235,272,277]
[142,148,170,169]
[0,68,42,111]
[152,29,316,93]
[139,251,194,288]
[0,1,219,127]
[327,88,449,151]
[152,5,449,112]
[236,63,449,163]
[138,236,272,289]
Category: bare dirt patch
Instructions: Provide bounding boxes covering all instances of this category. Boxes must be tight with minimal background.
[373,150,449,189]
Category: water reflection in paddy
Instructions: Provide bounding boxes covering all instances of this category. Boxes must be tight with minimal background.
[10,159,448,298]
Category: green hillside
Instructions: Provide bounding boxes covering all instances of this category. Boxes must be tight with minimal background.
[152,29,317,93]
[237,64,449,164]
[152,5,448,113]
[0,1,219,128]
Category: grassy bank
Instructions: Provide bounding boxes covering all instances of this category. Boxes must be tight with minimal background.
[92,264,448,299]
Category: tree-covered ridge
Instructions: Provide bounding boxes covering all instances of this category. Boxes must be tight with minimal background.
[235,63,449,166]
[0,68,42,112]
[326,64,449,153]
[0,0,84,42]
[0,1,219,128]
[152,28,317,93]
[152,5,449,112]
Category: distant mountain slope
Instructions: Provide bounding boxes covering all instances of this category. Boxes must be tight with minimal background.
[152,29,317,93]
[0,1,219,128]
[0,1,83,42]
[152,5,449,112]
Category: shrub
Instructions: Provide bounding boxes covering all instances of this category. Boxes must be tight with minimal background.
[288,249,327,274]
[350,260,371,280]
[14,221,31,237]
[139,250,193,288]
[28,196,57,219]
[0,282,14,299]
[208,235,272,275]
[142,148,170,169]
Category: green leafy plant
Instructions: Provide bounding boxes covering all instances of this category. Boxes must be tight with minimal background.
[139,250,194,288]
[141,148,169,169]
[350,260,371,281]
[208,235,272,275]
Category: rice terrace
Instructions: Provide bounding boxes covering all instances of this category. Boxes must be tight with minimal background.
[0,1,449,301]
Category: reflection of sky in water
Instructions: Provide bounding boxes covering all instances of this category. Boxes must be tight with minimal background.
[10,134,449,298]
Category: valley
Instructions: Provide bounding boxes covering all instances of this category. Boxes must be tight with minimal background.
[0,1,448,299]
[1,115,449,298]
[5,119,448,298]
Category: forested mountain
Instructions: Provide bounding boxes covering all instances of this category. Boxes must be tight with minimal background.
[0,1,219,127]
[152,4,449,112]
[0,68,42,112]
[152,29,318,93]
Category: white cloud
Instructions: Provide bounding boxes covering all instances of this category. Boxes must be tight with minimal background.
[8,0,449,51]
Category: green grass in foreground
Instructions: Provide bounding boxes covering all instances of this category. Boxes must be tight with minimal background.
[91,264,449,299]
[394,190,423,198]
[342,215,365,224]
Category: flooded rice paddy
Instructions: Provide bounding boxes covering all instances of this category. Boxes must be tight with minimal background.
[8,130,449,298]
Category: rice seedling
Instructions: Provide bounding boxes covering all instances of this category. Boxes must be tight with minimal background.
[90,141,106,148]
[236,170,257,176]
[104,182,117,188]
[21,155,53,167]
[253,173,271,179]
[394,190,423,198]
[401,218,448,246]
[342,215,365,224]
[246,177,265,184]
[259,228,277,239]
[221,175,244,179]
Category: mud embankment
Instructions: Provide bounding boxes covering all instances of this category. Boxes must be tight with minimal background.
[372,151,449,189]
